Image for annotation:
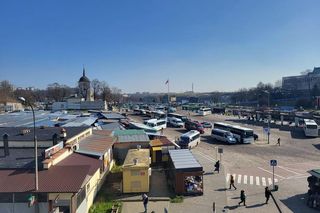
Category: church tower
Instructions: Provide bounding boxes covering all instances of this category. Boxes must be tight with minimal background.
[78,67,93,101]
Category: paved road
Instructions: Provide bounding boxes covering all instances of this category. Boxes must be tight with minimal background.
[128,111,320,212]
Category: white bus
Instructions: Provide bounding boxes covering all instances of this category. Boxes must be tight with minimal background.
[211,128,236,144]
[303,119,319,137]
[167,117,184,128]
[198,108,212,116]
[179,130,200,149]
[151,110,166,119]
[144,119,167,131]
[213,122,254,144]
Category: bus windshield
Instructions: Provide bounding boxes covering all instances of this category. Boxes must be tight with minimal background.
[180,136,190,144]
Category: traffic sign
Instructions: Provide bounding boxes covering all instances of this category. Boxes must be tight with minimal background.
[270,159,277,166]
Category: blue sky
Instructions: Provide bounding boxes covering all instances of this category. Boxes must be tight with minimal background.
[1,0,320,93]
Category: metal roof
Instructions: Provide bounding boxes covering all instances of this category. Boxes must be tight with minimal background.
[100,122,125,131]
[0,127,89,142]
[62,117,97,127]
[76,130,115,157]
[169,149,202,171]
[113,130,149,143]
[100,113,125,120]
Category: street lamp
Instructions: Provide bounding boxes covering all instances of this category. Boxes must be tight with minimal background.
[263,91,271,144]
[18,97,38,191]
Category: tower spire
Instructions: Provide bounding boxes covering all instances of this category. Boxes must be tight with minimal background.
[83,65,86,77]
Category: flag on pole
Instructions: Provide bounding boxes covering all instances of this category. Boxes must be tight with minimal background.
[165,79,169,84]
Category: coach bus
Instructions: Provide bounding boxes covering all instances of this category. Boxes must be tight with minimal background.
[167,113,188,122]
[213,122,254,144]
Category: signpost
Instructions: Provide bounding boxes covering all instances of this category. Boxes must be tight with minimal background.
[218,148,223,162]
[270,159,277,190]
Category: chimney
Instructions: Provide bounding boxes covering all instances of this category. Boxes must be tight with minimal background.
[52,133,59,146]
[133,158,138,165]
[3,134,9,156]
[60,128,67,139]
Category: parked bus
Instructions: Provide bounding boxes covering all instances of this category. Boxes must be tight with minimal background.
[179,130,201,149]
[303,119,319,137]
[211,128,236,144]
[213,122,254,144]
[167,113,188,122]
[198,107,212,116]
[144,119,167,131]
[151,110,166,119]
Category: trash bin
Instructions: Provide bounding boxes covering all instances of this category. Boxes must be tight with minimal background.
[274,185,279,191]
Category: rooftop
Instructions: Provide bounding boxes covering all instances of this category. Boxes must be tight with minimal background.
[150,137,174,147]
[0,126,89,141]
[123,149,150,168]
[169,149,202,171]
[76,130,115,157]
[113,129,149,143]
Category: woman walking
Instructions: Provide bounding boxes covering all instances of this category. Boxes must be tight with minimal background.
[229,175,237,190]
[238,190,246,206]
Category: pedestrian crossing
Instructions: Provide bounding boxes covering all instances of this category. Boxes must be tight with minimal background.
[226,173,278,187]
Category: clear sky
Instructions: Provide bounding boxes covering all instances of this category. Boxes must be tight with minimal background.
[1,0,320,93]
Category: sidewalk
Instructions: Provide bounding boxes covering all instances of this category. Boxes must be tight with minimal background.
[121,200,170,213]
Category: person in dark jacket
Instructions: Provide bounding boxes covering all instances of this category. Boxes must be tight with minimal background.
[142,193,149,212]
[214,160,220,173]
[229,175,237,190]
[238,190,246,206]
[265,187,271,204]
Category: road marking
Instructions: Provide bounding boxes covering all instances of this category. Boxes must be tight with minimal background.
[268,178,272,186]
[250,176,253,185]
[262,177,266,186]
[278,166,303,176]
[243,175,247,184]
[257,167,285,179]
[238,175,242,184]
[226,173,230,182]
[256,177,260,186]
[275,178,278,183]
[193,150,216,163]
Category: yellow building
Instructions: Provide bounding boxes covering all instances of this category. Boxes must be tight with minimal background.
[122,148,151,193]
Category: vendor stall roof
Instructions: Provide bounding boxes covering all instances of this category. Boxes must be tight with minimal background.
[169,149,202,171]
[308,169,320,179]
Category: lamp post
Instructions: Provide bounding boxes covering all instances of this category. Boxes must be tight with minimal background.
[18,97,38,191]
[263,91,270,144]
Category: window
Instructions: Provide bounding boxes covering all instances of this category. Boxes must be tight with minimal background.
[131,170,140,176]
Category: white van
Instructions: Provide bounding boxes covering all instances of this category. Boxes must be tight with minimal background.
[144,119,167,131]
[168,117,184,128]
[179,130,200,149]
[211,128,236,144]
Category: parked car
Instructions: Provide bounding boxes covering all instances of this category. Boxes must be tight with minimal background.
[201,122,212,128]
[185,120,205,134]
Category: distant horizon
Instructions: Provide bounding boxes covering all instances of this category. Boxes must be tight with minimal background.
[1,1,320,93]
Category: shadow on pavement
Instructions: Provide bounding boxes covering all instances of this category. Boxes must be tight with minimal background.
[280,193,318,213]
[313,144,320,150]
[215,188,227,192]
[224,205,239,210]
[231,196,240,199]
[203,172,214,175]
[245,203,265,208]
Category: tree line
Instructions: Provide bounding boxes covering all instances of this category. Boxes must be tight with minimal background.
[0,79,123,104]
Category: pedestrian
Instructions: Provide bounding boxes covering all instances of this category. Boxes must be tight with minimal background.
[229,175,237,190]
[142,193,149,212]
[214,160,220,173]
[238,190,246,206]
[161,128,164,135]
[265,187,271,204]
[276,137,281,146]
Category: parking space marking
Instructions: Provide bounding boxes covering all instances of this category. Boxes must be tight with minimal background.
[250,176,253,185]
[262,177,266,186]
[238,175,242,184]
[278,166,303,176]
[243,175,247,184]
[256,177,260,186]
[257,167,286,179]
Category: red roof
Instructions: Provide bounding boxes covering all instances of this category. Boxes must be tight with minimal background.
[0,153,102,193]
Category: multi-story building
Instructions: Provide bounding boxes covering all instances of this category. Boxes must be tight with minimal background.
[282,67,320,92]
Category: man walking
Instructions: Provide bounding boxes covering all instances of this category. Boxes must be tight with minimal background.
[265,187,271,204]
[229,175,237,190]
[142,193,149,212]
[238,190,246,206]
[214,160,220,173]
[276,137,281,146]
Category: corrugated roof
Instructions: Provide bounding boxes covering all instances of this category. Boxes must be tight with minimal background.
[0,127,89,142]
[76,130,115,157]
[62,117,97,127]
[101,113,125,120]
[100,122,125,131]
[169,149,202,171]
[113,130,149,143]
[150,137,173,147]
[123,149,150,168]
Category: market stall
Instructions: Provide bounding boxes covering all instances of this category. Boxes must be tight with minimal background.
[167,149,203,195]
